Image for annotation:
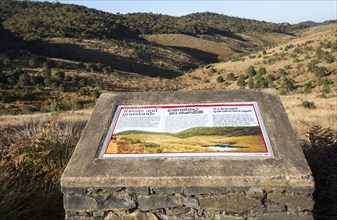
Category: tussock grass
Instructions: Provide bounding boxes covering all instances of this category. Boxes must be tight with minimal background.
[301,126,337,219]
[0,116,86,219]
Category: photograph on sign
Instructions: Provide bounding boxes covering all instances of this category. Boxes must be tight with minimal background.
[100,103,273,158]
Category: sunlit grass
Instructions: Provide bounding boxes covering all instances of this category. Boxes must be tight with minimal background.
[106,133,266,154]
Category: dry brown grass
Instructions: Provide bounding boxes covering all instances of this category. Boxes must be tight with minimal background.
[0,109,92,126]
[0,115,87,219]
[280,93,337,138]
[144,34,236,59]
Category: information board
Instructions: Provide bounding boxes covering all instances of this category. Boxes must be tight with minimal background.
[100,102,273,158]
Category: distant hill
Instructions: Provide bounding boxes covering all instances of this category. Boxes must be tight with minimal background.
[297,21,321,26]
[0,1,308,41]
[121,12,307,36]
[0,0,310,63]
[0,0,137,40]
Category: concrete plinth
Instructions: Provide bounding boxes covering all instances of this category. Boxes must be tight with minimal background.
[61,89,314,220]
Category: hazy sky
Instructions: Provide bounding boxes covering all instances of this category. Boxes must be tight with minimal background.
[45,0,336,24]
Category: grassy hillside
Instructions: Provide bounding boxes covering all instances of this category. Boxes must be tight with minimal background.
[178,23,336,91]
[174,126,261,138]
[177,22,337,134]
[0,1,336,219]
[0,0,312,116]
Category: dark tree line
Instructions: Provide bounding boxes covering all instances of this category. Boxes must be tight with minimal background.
[0,0,312,41]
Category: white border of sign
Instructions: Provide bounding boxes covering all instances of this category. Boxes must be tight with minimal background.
[100,102,274,158]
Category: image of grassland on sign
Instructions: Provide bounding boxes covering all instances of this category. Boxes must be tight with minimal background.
[106,126,266,154]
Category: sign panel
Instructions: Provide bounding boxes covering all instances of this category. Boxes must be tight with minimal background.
[100,103,273,158]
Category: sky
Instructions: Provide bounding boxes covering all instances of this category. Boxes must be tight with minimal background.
[45,0,337,24]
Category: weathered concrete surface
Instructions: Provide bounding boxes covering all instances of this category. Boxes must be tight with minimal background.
[61,89,314,219]
[61,89,313,189]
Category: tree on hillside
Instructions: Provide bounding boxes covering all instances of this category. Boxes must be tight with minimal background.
[246,66,256,77]
[258,67,267,75]
[281,77,296,91]
[248,77,255,89]
[216,76,224,83]
[236,75,246,88]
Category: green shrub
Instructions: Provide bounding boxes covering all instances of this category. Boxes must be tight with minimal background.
[226,73,236,81]
[314,66,329,77]
[102,66,111,74]
[302,101,316,109]
[54,69,65,80]
[7,76,17,85]
[307,59,320,72]
[316,48,325,59]
[85,63,95,72]
[43,78,53,86]
[207,67,216,76]
[91,90,100,99]
[304,82,314,93]
[79,78,88,86]
[49,101,70,111]
[8,67,23,78]
[71,99,84,110]
[51,81,59,89]
[285,44,295,51]
[318,78,333,86]
[64,75,72,81]
[316,48,335,63]
[78,87,87,96]
[290,53,298,59]
[258,67,267,75]
[236,75,246,88]
[255,75,268,89]
[248,77,255,89]
[324,53,335,63]
[58,85,65,92]
[30,75,44,85]
[284,65,292,70]
[278,89,288,95]
[296,63,304,70]
[216,76,224,83]
[29,58,38,68]
[266,75,276,88]
[42,62,49,70]
[2,58,11,66]
[246,66,256,77]
[321,85,331,94]
[281,77,296,91]
[18,74,30,86]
